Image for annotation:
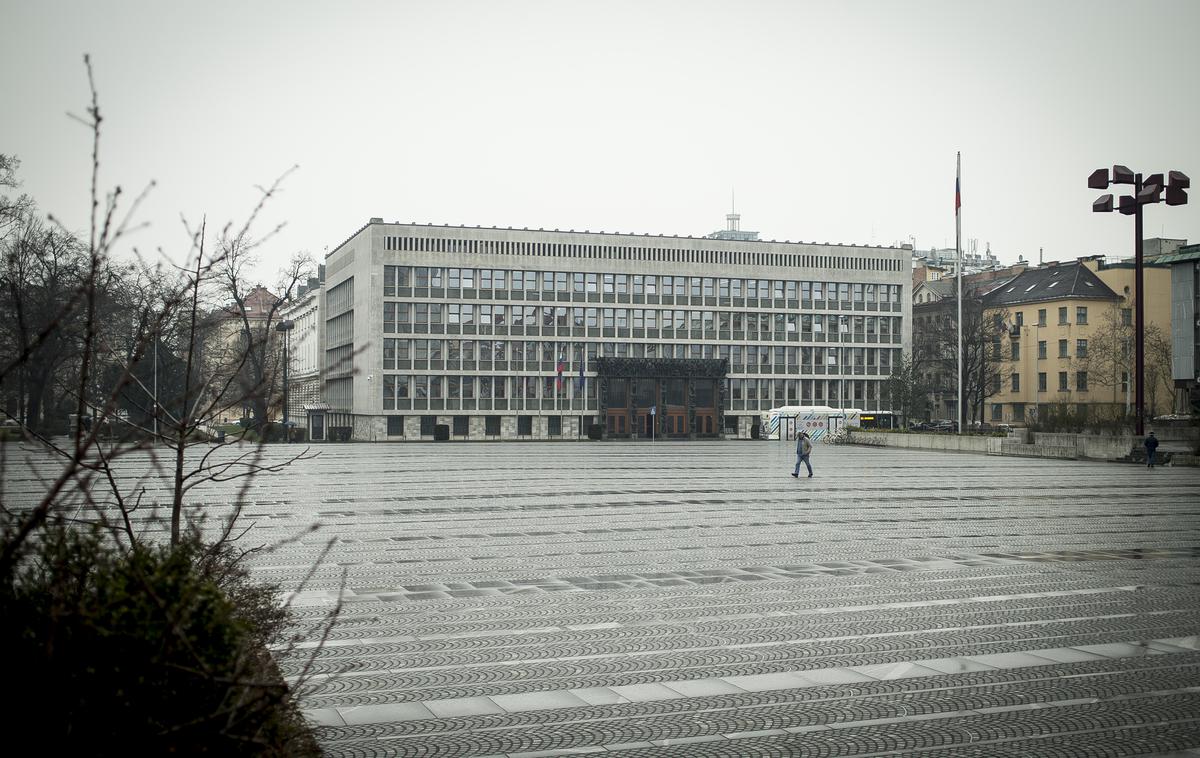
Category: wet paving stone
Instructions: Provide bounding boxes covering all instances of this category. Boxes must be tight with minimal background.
[6,439,1199,755]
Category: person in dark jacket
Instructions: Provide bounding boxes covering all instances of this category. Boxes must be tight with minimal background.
[792,431,813,478]
[1144,432,1159,468]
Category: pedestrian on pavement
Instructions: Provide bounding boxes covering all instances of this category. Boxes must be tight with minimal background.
[1144,431,1159,468]
[792,431,813,478]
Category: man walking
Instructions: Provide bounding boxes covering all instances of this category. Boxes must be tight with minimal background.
[792,431,813,478]
[1144,431,1159,468]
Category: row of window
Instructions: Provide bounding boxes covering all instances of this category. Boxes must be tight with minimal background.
[386,415,569,437]
[383,266,903,303]
[988,402,1114,422]
[382,338,902,373]
[382,237,904,272]
[1003,371,1091,393]
[382,375,886,407]
[382,303,902,341]
[994,338,1089,361]
[1010,305,1091,328]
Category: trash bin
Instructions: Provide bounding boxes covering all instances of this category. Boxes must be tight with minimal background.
[216,430,226,443]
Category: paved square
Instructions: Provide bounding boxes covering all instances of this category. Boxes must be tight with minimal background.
[10,439,1200,756]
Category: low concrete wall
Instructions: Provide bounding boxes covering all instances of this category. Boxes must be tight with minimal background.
[849,431,994,454]
[1028,433,1134,461]
[849,430,1137,462]
[1000,440,1078,459]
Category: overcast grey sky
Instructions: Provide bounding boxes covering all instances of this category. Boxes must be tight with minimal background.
[2,0,1198,280]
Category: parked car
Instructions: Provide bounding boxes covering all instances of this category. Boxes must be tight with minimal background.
[930,420,959,432]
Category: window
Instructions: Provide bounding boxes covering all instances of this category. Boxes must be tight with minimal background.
[1076,306,1087,325]
[1038,340,1047,360]
[386,416,403,436]
[548,416,562,436]
[420,415,436,436]
[517,415,533,436]
[1077,371,1088,391]
[453,416,469,435]
[485,416,500,436]
[1058,339,1069,358]
[1011,341,1020,360]
[1076,339,1088,358]
[1037,309,1047,327]
[990,373,1001,394]
[1015,311,1024,327]
[1121,308,1132,326]
[1058,306,1068,325]
[991,403,1003,421]
[1038,372,1047,392]
[1058,372,1068,391]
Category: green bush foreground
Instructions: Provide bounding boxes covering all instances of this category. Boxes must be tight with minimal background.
[1,525,320,756]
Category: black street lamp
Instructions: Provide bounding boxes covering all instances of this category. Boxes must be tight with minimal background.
[1089,165,1189,435]
[275,319,295,441]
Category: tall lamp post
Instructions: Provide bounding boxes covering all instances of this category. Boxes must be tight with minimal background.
[275,319,294,441]
[1089,166,1189,436]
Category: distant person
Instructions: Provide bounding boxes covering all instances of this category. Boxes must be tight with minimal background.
[792,431,813,478]
[1144,432,1159,468]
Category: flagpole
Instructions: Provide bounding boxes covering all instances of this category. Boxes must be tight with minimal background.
[956,151,963,434]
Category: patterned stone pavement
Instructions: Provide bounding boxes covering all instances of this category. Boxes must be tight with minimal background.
[8,439,1200,756]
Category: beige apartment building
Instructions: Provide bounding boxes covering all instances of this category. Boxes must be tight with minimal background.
[988,256,1173,424]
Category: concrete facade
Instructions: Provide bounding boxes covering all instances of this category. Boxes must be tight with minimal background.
[320,220,913,441]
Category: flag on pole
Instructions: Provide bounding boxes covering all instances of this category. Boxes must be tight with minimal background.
[956,175,961,215]
[576,353,585,392]
[556,356,565,391]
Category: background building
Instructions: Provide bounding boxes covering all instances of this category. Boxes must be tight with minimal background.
[280,267,325,437]
[990,256,1173,425]
[314,218,912,440]
[199,285,281,424]
[1158,242,1199,415]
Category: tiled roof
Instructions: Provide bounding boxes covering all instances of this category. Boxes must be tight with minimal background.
[985,263,1119,306]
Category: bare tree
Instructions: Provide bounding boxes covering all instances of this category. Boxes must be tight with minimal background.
[198,201,312,438]
[1,58,336,754]
[1145,324,1174,417]
[917,286,1009,424]
[885,353,931,426]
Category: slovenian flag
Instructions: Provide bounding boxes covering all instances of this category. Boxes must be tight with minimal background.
[556,357,565,391]
[577,354,585,392]
[955,175,961,216]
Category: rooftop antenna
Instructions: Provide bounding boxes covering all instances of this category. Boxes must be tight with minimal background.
[726,188,740,232]
[1039,247,1043,265]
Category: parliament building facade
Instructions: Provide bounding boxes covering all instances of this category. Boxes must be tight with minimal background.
[314,218,912,441]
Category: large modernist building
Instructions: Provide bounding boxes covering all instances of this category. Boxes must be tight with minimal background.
[311,217,912,440]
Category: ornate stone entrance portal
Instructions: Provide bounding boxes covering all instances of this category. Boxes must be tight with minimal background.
[595,358,727,439]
